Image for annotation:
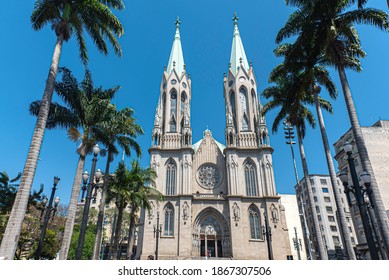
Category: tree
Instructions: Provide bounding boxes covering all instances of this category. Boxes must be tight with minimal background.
[106,162,163,260]
[0,0,125,260]
[277,0,389,257]
[29,67,120,260]
[91,108,144,260]
[0,172,21,214]
[262,71,333,259]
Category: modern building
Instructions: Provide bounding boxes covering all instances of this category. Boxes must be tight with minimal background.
[333,120,389,259]
[280,194,307,260]
[294,175,357,259]
[135,16,292,260]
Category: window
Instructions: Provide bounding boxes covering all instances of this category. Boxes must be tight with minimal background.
[318,215,322,221]
[164,204,174,236]
[315,206,320,213]
[322,188,329,193]
[328,216,335,222]
[245,161,258,196]
[239,87,250,131]
[230,92,237,128]
[351,237,356,245]
[326,206,333,213]
[349,227,353,233]
[332,236,340,245]
[330,226,337,232]
[170,91,177,132]
[324,197,331,203]
[249,205,261,239]
[314,196,318,202]
[180,92,186,115]
[166,160,176,195]
[310,179,315,185]
[320,179,327,185]
[312,187,316,193]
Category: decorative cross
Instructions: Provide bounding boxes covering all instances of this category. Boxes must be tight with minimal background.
[175,16,181,28]
[232,11,239,25]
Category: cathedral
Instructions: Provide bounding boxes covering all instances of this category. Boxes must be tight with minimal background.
[136,14,292,260]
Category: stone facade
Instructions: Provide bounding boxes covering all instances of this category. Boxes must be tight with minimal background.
[136,16,292,260]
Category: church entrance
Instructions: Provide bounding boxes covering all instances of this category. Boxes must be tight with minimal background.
[192,208,231,258]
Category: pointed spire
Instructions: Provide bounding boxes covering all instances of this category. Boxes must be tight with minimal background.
[167,16,185,77]
[229,12,249,76]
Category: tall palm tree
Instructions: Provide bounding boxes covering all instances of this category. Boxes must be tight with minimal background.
[90,108,144,260]
[273,43,356,259]
[277,0,389,257]
[0,1,124,259]
[29,67,120,260]
[262,71,333,259]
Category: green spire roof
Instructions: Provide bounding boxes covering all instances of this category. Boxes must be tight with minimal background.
[167,17,185,77]
[229,12,249,76]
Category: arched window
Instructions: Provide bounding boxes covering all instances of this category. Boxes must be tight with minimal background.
[245,160,258,196]
[170,90,177,132]
[251,89,256,114]
[239,87,250,130]
[181,92,186,115]
[230,92,237,128]
[249,205,261,239]
[162,93,166,133]
[166,159,176,195]
[164,203,174,236]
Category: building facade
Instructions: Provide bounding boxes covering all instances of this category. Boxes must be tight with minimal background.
[294,175,357,259]
[334,120,389,259]
[136,16,292,260]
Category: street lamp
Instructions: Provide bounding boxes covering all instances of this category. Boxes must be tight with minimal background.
[153,211,162,260]
[293,227,302,260]
[75,144,102,260]
[338,142,379,260]
[34,176,60,259]
[263,212,273,260]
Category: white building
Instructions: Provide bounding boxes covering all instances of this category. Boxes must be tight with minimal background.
[333,120,389,259]
[135,15,292,260]
[295,175,357,259]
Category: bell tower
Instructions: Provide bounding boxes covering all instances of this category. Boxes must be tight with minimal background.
[151,17,192,150]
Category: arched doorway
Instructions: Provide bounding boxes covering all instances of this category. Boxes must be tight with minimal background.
[192,207,231,258]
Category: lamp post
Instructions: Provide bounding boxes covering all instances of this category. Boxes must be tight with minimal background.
[284,121,313,260]
[153,211,162,260]
[293,227,302,260]
[338,142,379,260]
[263,212,273,260]
[75,144,102,260]
[35,176,60,259]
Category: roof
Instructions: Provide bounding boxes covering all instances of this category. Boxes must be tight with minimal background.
[229,12,249,76]
[167,17,185,77]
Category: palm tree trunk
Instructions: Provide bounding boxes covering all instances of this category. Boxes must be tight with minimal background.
[314,92,356,260]
[296,128,328,260]
[338,64,389,255]
[0,35,64,260]
[59,155,86,260]
[126,208,136,259]
[92,152,112,260]
[112,201,124,260]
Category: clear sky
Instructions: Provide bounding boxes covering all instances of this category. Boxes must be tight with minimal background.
[1,1,389,206]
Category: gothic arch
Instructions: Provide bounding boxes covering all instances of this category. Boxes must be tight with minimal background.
[239,86,250,131]
[165,158,176,195]
[163,202,175,236]
[243,158,258,196]
[248,204,262,239]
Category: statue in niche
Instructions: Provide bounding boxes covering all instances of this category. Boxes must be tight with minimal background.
[232,203,240,226]
[270,204,279,224]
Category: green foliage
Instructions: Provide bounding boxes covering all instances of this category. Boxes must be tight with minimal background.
[67,224,97,260]
[31,0,125,64]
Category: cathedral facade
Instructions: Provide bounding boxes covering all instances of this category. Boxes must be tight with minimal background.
[136,15,292,260]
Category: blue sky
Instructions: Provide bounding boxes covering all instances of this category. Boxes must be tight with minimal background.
[1,1,389,206]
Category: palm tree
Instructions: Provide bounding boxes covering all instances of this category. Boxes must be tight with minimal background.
[123,160,163,260]
[0,1,124,259]
[277,0,389,257]
[29,67,120,260]
[106,161,163,260]
[90,108,144,260]
[262,71,333,259]
[273,43,356,259]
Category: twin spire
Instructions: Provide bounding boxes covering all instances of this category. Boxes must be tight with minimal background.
[166,12,249,77]
[167,17,185,76]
